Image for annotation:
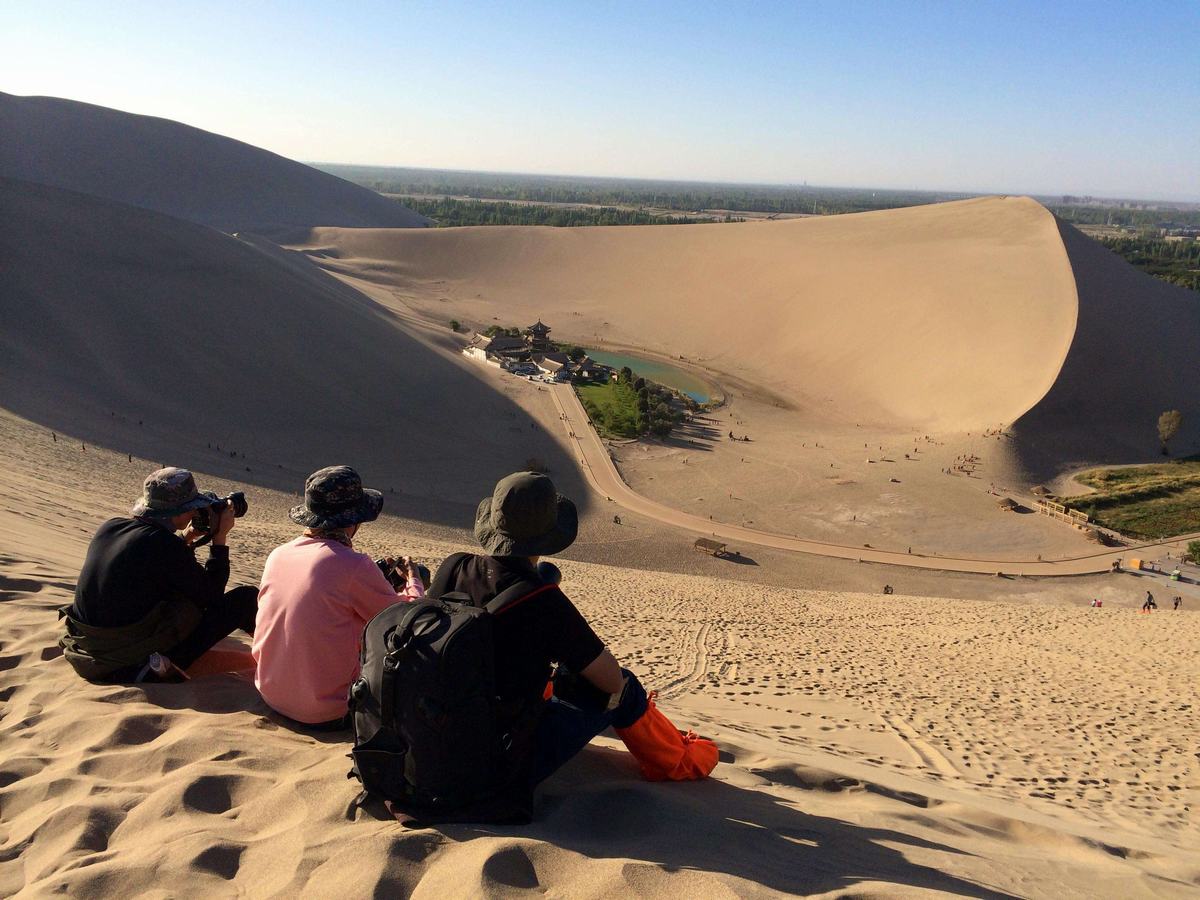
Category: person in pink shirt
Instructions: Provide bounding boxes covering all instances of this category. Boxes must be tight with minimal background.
[253,465,424,728]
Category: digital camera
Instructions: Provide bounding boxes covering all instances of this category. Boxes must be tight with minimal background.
[192,490,249,533]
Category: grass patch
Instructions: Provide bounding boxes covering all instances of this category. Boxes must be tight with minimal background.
[576,382,640,439]
[1063,458,1200,539]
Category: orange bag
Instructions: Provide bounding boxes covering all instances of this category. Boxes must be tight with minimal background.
[615,693,718,781]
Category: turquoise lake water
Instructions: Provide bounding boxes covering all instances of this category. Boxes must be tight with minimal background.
[584,349,714,403]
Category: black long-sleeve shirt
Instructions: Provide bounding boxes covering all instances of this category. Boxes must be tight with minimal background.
[71,517,231,628]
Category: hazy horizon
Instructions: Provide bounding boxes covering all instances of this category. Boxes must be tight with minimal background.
[310,161,1197,207]
[4,1,1198,202]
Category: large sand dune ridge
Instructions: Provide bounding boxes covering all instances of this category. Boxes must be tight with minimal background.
[297,196,1200,472]
[0,93,428,232]
[298,197,1079,432]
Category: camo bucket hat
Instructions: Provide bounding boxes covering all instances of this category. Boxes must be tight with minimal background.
[131,467,214,518]
[289,465,383,529]
[474,471,578,557]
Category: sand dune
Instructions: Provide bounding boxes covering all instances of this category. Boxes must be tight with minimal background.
[1,410,1196,898]
[297,198,1078,432]
[296,198,1199,468]
[1010,219,1200,473]
[0,176,577,528]
[0,93,428,232]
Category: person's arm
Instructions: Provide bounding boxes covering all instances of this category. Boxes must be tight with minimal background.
[380,556,426,601]
[580,648,624,695]
[349,555,408,622]
[548,589,620,692]
[165,533,228,610]
[397,559,426,602]
[175,502,237,604]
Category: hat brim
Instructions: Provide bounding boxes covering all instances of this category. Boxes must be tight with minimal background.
[289,488,383,530]
[131,493,214,518]
[474,494,578,557]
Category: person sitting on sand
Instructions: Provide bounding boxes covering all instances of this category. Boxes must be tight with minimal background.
[60,467,257,683]
[428,471,715,818]
[253,466,425,729]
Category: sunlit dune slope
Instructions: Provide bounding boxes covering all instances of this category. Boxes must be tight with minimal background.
[299,197,1082,432]
[0,177,570,526]
[0,93,428,232]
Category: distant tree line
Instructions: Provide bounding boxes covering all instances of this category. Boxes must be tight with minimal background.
[399,196,717,227]
[1051,205,1200,229]
[1098,237,1200,292]
[316,163,1199,234]
[319,163,974,216]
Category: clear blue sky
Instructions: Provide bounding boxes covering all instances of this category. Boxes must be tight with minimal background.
[4,1,1197,199]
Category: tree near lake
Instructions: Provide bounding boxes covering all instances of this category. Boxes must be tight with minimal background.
[1158,409,1182,455]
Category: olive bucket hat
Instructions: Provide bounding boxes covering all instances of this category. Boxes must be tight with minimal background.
[131,467,214,518]
[474,471,578,557]
[289,465,383,529]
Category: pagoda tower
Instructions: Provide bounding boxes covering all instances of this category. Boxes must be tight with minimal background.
[525,320,552,351]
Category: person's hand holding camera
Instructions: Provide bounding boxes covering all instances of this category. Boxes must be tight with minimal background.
[377,555,425,592]
[211,501,237,545]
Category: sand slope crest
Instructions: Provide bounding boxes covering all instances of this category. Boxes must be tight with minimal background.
[0,92,429,233]
[297,197,1075,433]
[298,196,1199,468]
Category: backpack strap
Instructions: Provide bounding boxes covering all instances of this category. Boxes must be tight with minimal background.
[429,552,557,614]
[486,581,557,616]
[379,600,444,728]
[427,552,473,600]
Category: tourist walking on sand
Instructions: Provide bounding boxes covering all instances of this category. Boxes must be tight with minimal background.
[1174,596,1182,610]
[1142,590,1156,612]
[253,466,425,729]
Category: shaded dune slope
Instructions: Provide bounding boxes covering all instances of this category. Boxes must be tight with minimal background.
[0,93,428,232]
[1010,219,1200,473]
[299,197,1080,432]
[0,177,574,527]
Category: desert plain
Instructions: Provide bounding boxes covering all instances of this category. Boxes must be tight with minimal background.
[1,93,1199,897]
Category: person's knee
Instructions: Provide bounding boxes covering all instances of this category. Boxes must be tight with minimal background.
[226,585,259,633]
[226,585,259,607]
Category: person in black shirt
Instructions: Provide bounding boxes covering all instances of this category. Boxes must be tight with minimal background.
[433,472,651,790]
[62,467,257,682]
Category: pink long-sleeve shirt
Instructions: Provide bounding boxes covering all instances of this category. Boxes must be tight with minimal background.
[252,536,424,724]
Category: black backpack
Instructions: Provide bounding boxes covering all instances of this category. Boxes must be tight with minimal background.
[347,554,551,824]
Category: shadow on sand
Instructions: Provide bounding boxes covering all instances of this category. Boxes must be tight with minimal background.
[432,746,1018,898]
[717,551,758,566]
[130,672,1013,896]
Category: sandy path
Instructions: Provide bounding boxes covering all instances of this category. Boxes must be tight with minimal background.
[550,384,1200,576]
